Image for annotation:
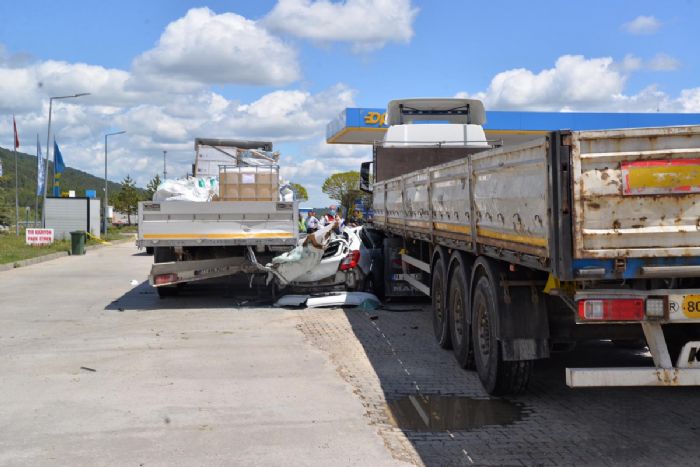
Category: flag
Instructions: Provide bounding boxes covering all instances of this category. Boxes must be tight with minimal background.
[53,139,65,197]
[13,115,20,150]
[37,135,45,196]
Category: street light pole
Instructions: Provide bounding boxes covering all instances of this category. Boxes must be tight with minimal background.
[42,92,90,227]
[103,130,126,234]
[163,150,167,180]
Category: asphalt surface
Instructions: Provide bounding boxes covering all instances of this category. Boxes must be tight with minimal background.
[2,243,700,466]
[0,243,406,467]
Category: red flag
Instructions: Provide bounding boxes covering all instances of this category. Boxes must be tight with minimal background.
[13,115,19,150]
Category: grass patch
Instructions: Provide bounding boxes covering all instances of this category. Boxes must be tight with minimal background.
[0,228,135,265]
[0,233,70,265]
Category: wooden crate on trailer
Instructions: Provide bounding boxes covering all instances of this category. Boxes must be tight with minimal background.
[219,166,279,201]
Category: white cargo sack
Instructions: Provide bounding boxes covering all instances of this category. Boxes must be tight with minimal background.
[153,177,218,202]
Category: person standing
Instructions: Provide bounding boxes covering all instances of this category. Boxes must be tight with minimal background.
[306,211,319,233]
[320,207,336,226]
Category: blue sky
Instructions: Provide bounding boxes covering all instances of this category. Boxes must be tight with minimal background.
[1,0,699,205]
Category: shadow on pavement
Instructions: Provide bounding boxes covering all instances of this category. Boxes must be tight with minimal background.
[337,305,700,466]
[104,278,276,311]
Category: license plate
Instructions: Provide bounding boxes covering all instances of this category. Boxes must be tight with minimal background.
[682,295,700,319]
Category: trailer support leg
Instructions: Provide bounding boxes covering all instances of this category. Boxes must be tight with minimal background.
[641,322,672,368]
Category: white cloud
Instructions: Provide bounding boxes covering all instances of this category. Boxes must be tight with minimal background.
[1,72,355,192]
[133,7,300,86]
[462,55,625,111]
[648,53,680,71]
[616,53,680,73]
[455,55,699,113]
[620,54,642,72]
[623,15,661,35]
[678,88,700,112]
[264,0,419,52]
[221,84,355,141]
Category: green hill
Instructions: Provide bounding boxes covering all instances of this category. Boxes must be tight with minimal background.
[0,145,145,224]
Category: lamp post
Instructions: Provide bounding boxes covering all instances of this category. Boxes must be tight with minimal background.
[42,92,90,227]
[103,130,126,234]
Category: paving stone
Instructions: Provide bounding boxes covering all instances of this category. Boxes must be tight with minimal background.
[297,304,700,466]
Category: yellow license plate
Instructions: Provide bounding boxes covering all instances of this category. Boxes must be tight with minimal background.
[682,295,700,319]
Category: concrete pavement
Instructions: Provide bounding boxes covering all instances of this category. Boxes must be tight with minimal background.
[0,243,410,466]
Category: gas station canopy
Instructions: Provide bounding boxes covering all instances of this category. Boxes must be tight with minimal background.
[327,107,700,146]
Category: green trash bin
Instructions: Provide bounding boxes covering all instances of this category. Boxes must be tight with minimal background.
[70,231,86,255]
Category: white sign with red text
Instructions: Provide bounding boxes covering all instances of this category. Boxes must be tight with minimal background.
[26,228,54,246]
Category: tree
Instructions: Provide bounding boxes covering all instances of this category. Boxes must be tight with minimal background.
[321,171,362,213]
[289,182,308,202]
[113,175,140,225]
[145,174,162,201]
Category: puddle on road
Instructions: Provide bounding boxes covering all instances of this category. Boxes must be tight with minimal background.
[386,395,525,432]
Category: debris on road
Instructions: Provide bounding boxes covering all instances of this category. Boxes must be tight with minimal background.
[80,366,96,372]
[274,291,381,309]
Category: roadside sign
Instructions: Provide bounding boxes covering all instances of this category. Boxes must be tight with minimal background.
[26,228,54,246]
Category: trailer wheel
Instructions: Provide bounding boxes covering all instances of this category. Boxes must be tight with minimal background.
[472,275,532,395]
[449,261,474,369]
[431,257,451,349]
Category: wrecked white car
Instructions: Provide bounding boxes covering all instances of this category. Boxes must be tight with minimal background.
[288,226,365,291]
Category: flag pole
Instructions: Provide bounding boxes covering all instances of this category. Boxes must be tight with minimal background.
[34,134,40,227]
[13,115,19,236]
[14,143,19,235]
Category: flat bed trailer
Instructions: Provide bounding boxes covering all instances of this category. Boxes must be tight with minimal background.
[362,98,700,394]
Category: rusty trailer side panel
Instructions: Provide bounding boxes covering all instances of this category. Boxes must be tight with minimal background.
[373,138,553,263]
[571,126,700,259]
[472,139,550,257]
[373,124,700,277]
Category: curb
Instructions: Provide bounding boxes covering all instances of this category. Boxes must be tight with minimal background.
[0,251,69,271]
[0,235,136,272]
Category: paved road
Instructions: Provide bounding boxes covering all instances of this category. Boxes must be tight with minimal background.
[0,243,406,467]
[2,243,700,466]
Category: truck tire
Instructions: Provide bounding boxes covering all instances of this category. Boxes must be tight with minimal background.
[145,247,154,255]
[364,270,385,300]
[472,274,532,395]
[431,256,451,349]
[449,258,474,369]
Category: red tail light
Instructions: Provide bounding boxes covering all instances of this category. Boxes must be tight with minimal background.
[155,273,178,285]
[339,250,360,271]
[577,299,644,321]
